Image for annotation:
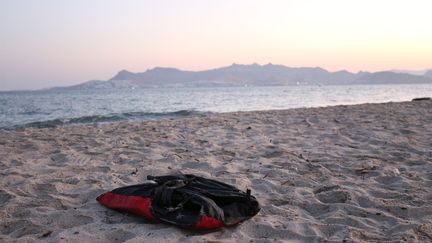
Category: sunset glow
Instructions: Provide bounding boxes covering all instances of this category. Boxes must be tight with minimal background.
[1,0,432,90]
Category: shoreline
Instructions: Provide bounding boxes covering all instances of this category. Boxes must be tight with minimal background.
[1,100,432,242]
[2,98,430,130]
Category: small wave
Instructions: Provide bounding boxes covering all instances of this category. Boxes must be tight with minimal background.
[12,110,207,129]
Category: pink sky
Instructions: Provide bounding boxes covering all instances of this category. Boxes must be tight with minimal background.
[1,0,432,90]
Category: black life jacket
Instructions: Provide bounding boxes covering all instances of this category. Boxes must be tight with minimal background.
[97,174,260,230]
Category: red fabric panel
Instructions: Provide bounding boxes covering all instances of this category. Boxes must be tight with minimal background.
[195,215,224,229]
[97,192,156,221]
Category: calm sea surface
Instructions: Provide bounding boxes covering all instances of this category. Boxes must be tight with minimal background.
[1,84,431,128]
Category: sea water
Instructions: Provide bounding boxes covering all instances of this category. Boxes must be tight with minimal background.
[0,84,431,128]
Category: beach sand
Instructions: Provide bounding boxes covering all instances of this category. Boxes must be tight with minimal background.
[1,100,431,242]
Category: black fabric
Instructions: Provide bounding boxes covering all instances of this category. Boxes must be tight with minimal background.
[110,182,157,197]
[108,174,260,226]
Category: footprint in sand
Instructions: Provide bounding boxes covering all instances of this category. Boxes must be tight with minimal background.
[104,229,136,243]
[0,219,45,238]
[10,159,23,166]
[314,185,351,203]
[374,176,402,185]
[18,143,39,151]
[46,212,94,229]
[48,153,69,166]
[0,190,13,207]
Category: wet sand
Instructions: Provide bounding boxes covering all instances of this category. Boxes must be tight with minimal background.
[1,100,432,242]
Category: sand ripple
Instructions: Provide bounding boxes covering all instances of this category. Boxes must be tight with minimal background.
[1,100,432,242]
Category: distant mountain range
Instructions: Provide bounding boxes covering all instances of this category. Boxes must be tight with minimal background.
[390,69,431,76]
[52,64,432,90]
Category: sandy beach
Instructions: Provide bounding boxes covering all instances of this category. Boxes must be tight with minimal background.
[1,100,431,242]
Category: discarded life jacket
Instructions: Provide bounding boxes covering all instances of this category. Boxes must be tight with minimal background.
[97,174,260,230]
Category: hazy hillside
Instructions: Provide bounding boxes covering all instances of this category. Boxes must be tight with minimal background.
[53,64,432,90]
[390,69,431,76]
[354,71,432,84]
